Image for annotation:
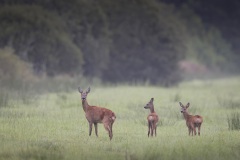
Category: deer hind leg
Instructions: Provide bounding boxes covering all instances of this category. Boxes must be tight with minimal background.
[194,127,197,136]
[94,123,98,137]
[192,125,196,136]
[152,122,157,137]
[104,123,112,140]
[154,123,157,137]
[109,118,115,140]
[109,127,113,140]
[148,121,151,137]
[150,122,154,137]
[198,123,202,136]
[109,122,113,139]
[89,123,93,136]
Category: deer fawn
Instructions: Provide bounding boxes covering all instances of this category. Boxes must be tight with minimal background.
[78,87,116,140]
[179,102,203,136]
[144,98,159,137]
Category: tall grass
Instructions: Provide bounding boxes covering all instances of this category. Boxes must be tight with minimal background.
[217,96,240,109]
[0,91,9,107]
[0,77,240,160]
[227,112,240,130]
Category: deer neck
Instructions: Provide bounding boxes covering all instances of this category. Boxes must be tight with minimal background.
[150,106,155,113]
[183,111,191,121]
[82,99,89,112]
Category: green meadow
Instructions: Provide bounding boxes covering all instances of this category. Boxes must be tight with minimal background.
[0,77,240,160]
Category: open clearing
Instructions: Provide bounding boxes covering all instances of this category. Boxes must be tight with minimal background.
[0,77,240,160]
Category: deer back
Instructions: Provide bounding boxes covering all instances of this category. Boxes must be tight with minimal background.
[85,105,116,123]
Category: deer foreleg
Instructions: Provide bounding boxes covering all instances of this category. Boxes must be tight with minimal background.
[190,124,195,136]
[188,127,191,136]
[94,123,98,137]
[89,123,93,136]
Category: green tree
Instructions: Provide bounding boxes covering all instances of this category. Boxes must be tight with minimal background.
[0,47,35,88]
[0,4,84,75]
[99,0,186,85]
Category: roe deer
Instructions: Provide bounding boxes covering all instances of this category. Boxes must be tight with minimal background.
[144,98,159,137]
[78,87,116,140]
[179,102,203,136]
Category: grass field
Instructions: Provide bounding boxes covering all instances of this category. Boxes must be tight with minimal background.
[0,77,240,160]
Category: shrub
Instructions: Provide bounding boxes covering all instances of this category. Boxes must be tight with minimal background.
[0,47,35,89]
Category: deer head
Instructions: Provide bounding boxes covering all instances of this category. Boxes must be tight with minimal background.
[78,87,90,100]
[144,98,154,109]
[179,102,190,113]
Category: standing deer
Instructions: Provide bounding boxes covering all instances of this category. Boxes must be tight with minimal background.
[78,87,116,140]
[179,102,203,136]
[144,98,159,137]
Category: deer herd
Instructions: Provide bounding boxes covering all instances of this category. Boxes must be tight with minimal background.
[78,87,203,140]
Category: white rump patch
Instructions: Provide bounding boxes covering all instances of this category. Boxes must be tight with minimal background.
[195,118,201,123]
[149,116,153,121]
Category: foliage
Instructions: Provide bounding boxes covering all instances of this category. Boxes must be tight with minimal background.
[178,5,235,71]
[161,0,240,72]
[0,4,84,76]
[0,0,238,86]
[0,47,35,88]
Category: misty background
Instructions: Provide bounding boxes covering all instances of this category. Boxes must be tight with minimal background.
[0,0,239,90]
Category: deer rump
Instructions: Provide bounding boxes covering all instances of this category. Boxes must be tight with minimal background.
[187,115,202,128]
[193,115,202,126]
[147,114,158,125]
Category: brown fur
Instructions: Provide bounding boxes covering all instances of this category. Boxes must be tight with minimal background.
[144,98,159,137]
[78,87,116,140]
[179,102,203,136]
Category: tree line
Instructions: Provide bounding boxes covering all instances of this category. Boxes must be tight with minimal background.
[0,0,238,86]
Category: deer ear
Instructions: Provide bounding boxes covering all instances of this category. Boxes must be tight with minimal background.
[78,87,83,93]
[87,87,91,93]
[186,102,190,108]
[151,98,154,102]
[179,102,184,107]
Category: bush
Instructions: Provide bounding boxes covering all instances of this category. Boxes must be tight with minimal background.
[0,47,35,89]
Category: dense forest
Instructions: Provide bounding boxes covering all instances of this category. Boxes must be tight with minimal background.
[0,0,239,87]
